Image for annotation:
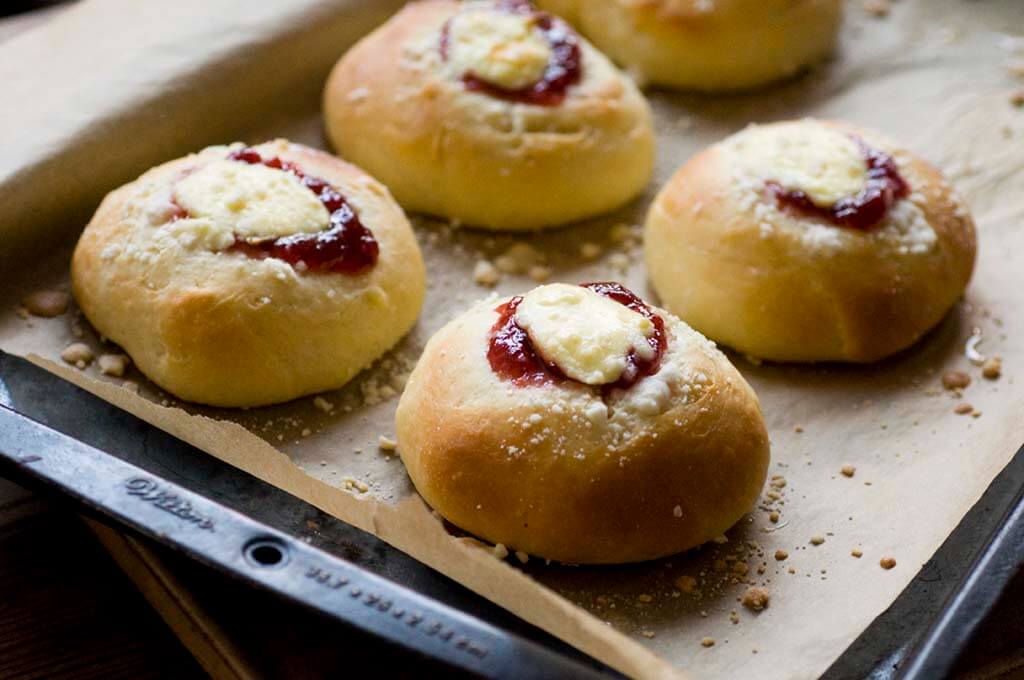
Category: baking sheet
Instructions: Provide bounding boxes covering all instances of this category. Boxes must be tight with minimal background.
[2,1,1023,679]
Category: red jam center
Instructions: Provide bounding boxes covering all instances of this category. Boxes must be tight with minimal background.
[487,282,667,391]
[172,148,378,275]
[227,149,378,274]
[166,201,190,222]
[439,0,582,107]
[766,138,909,231]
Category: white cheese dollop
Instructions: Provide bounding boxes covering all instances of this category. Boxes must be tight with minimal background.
[728,121,868,207]
[515,284,655,385]
[173,160,329,242]
[445,10,552,90]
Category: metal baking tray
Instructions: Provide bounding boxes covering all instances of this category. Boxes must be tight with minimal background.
[1,350,1021,678]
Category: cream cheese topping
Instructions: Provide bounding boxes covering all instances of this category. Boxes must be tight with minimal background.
[515,284,655,385]
[728,121,868,207]
[445,9,551,90]
[173,160,329,243]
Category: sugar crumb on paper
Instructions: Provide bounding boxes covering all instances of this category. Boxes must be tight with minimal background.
[941,370,971,391]
[61,342,94,368]
[22,289,70,317]
[741,587,770,612]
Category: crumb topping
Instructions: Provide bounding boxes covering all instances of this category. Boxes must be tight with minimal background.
[862,0,891,17]
[98,353,131,378]
[342,477,369,494]
[942,370,971,390]
[473,259,501,286]
[313,396,335,413]
[741,587,770,611]
[61,342,94,369]
[22,290,70,318]
[982,357,1002,380]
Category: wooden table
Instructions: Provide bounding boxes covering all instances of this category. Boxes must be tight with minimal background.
[0,479,204,679]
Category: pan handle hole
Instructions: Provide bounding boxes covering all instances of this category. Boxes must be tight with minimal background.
[244,537,289,569]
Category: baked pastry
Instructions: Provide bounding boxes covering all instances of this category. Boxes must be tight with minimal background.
[72,139,425,407]
[535,0,843,91]
[396,282,770,564]
[323,0,655,231]
[644,119,977,363]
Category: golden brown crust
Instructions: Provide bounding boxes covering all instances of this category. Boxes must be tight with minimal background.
[71,139,426,407]
[396,295,770,564]
[644,120,977,363]
[536,0,843,91]
[323,0,655,230]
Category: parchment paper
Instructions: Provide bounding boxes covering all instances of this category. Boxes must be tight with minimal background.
[2,1,1023,678]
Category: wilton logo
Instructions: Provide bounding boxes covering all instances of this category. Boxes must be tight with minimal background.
[124,477,215,531]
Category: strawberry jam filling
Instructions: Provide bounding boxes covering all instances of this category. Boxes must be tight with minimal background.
[766,138,909,231]
[166,200,189,223]
[487,282,666,390]
[226,148,378,274]
[439,1,581,107]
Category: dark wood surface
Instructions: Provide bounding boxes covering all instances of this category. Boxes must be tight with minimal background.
[0,479,205,680]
